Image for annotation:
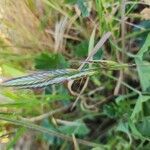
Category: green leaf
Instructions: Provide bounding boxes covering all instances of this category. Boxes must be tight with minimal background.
[74,40,89,57]
[116,121,132,144]
[65,0,90,17]
[135,33,150,92]
[143,100,150,116]
[77,0,90,17]
[116,121,129,134]
[136,60,150,92]
[131,95,150,121]
[103,104,117,118]
[58,121,89,136]
[133,20,150,47]
[65,0,91,18]
[73,40,104,59]
[136,117,150,138]
[35,52,69,70]
[128,120,146,140]
[41,119,61,145]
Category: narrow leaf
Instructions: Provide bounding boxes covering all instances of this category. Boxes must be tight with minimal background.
[0,69,98,88]
[0,115,101,147]
[135,33,150,91]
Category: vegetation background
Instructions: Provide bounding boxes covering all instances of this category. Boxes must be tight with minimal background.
[0,0,150,149]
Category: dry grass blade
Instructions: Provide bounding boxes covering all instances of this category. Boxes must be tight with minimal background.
[72,134,80,150]
[54,17,68,53]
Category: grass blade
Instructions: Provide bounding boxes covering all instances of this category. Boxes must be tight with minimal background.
[0,69,98,88]
[0,115,103,148]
